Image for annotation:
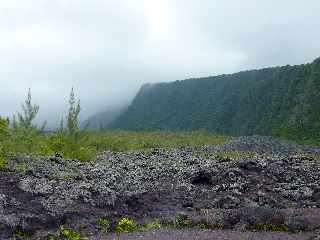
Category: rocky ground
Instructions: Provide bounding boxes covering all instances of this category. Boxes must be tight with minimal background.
[1,136,320,239]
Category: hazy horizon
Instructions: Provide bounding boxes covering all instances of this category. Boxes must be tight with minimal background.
[1,0,320,127]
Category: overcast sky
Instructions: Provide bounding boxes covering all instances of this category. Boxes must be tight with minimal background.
[0,0,320,127]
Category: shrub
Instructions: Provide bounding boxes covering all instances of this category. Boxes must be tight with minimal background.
[98,217,111,232]
[175,213,193,228]
[60,226,83,240]
[70,146,97,162]
[141,219,162,231]
[197,222,209,230]
[47,234,58,240]
[47,133,67,153]
[1,121,47,157]
[115,217,138,233]
[0,156,6,171]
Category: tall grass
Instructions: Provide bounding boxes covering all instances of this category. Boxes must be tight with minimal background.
[0,129,229,161]
[86,130,229,152]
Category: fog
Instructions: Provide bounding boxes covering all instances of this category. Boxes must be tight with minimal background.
[0,0,319,127]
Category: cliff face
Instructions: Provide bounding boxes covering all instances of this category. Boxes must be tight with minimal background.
[110,59,320,143]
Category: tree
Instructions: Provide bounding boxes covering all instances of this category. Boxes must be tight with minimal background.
[18,88,39,129]
[0,117,9,129]
[14,88,46,130]
[58,117,64,134]
[67,87,81,135]
[13,88,39,129]
[0,117,9,135]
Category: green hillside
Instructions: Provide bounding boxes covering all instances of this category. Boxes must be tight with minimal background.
[109,58,320,145]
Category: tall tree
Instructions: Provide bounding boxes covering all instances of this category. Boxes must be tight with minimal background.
[15,88,42,129]
[0,117,9,135]
[67,87,81,135]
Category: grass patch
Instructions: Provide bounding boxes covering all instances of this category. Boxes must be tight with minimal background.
[0,130,228,161]
[86,130,229,152]
[247,223,289,232]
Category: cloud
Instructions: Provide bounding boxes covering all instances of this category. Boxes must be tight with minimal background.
[0,0,319,127]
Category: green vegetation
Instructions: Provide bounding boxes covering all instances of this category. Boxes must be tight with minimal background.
[109,58,320,146]
[160,214,209,230]
[0,88,228,162]
[197,222,210,230]
[0,88,96,161]
[0,129,227,162]
[140,219,162,231]
[115,217,138,233]
[0,117,9,134]
[98,217,111,232]
[2,58,318,163]
[11,216,290,239]
[114,218,163,233]
[174,213,193,228]
[60,226,83,240]
[0,105,227,162]
[13,225,33,239]
[0,117,9,168]
[86,131,228,152]
[47,234,58,240]
[0,156,6,171]
[14,88,46,130]
[247,223,289,232]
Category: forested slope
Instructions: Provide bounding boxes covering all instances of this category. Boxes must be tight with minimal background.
[110,58,320,144]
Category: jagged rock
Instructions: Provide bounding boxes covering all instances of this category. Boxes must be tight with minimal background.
[0,136,320,238]
[287,216,310,231]
[190,170,212,185]
[238,159,262,171]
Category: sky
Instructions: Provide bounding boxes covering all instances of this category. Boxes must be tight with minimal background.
[0,0,320,127]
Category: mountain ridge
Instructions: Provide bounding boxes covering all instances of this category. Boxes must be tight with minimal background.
[108,58,320,144]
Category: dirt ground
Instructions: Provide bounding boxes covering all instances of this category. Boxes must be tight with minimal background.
[97,229,315,240]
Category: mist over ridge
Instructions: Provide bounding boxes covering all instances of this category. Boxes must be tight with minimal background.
[0,0,320,128]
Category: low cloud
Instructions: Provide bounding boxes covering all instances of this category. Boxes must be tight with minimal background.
[0,0,319,127]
